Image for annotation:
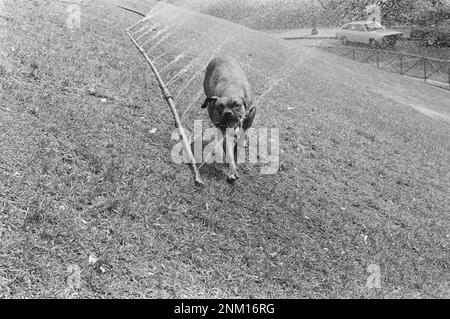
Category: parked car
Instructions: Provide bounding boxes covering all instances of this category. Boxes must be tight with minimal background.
[336,21,403,48]
[410,19,450,46]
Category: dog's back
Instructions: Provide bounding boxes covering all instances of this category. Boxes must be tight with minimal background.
[203,57,252,103]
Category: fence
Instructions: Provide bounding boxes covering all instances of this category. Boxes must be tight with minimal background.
[323,46,450,89]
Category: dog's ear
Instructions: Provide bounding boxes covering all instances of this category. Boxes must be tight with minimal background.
[241,97,247,109]
[201,96,218,109]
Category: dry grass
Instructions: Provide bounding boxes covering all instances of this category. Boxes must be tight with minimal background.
[0,0,449,299]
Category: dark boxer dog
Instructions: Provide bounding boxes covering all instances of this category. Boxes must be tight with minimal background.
[201,56,256,182]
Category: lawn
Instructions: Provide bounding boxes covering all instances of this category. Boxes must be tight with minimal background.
[0,0,449,298]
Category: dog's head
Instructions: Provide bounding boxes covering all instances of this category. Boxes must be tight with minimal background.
[201,95,246,128]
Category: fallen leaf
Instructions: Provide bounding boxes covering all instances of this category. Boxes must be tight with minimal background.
[88,254,98,264]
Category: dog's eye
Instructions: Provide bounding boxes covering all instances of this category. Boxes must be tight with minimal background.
[215,103,224,112]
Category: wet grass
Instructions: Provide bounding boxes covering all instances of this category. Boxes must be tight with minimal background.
[0,0,449,298]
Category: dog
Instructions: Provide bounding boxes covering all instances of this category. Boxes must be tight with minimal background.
[201,56,256,182]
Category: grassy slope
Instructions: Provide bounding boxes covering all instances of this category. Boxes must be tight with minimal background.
[167,0,316,30]
[0,0,449,298]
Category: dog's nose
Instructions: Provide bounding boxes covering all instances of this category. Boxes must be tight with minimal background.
[223,110,233,117]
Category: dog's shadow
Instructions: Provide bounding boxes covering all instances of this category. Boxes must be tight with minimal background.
[190,140,227,181]
[199,163,226,181]
[190,140,253,182]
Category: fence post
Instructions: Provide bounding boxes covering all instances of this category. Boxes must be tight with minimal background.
[424,58,427,82]
[400,53,403,75]
[376,51,379,68]
[353,49,355,60]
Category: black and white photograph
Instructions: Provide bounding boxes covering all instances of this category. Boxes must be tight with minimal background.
[0,0,449,302]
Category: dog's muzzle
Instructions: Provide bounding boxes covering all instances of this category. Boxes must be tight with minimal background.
[220,110,243,128]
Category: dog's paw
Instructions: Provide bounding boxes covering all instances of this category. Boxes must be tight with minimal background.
[226,169,240,183]
[227,175,238,184]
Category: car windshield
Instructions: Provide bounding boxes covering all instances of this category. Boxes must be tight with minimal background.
[365,22,385,31]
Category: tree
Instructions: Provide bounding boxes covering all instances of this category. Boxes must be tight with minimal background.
[315,0,449,25]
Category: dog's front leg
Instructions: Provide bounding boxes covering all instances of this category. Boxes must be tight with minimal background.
[224,128,239,183]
